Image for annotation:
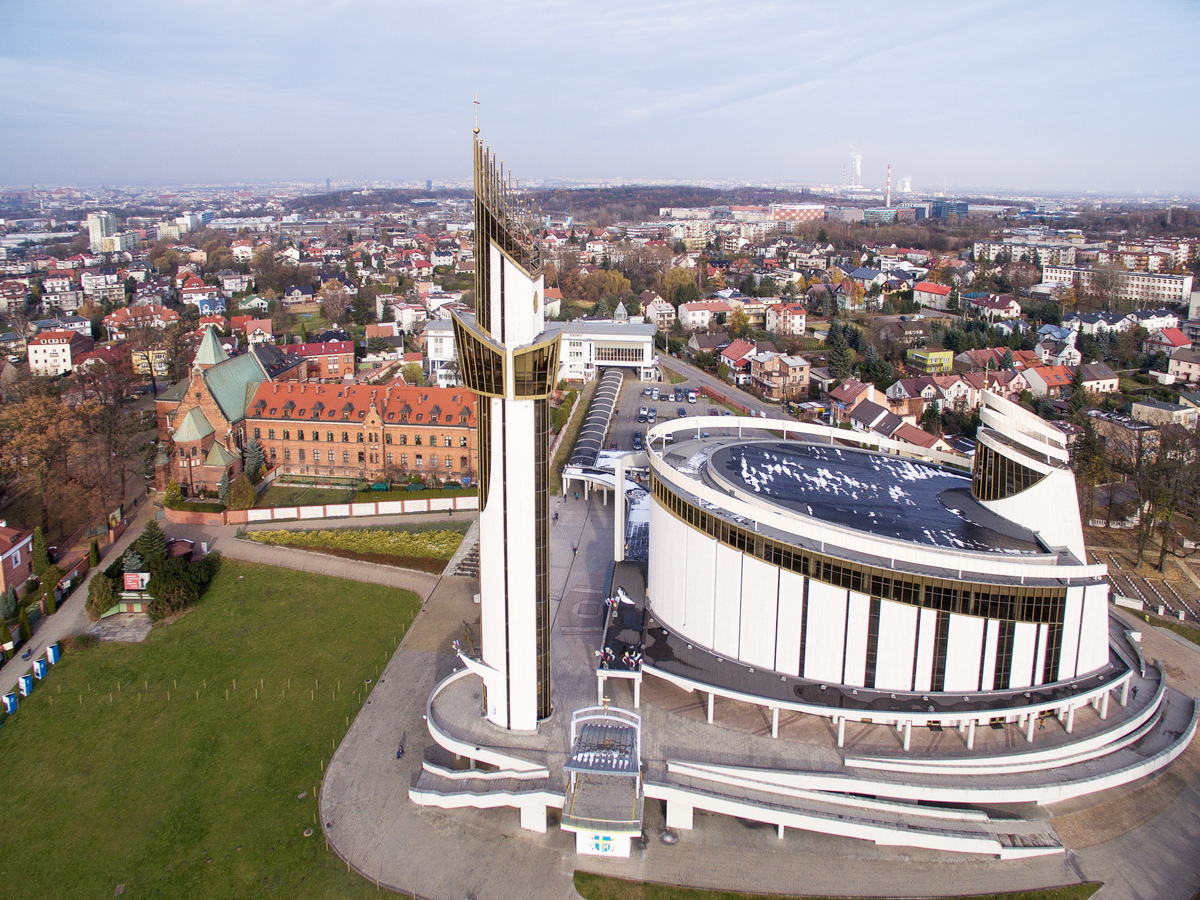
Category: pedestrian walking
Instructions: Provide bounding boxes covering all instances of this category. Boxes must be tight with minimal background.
[572,545,578,556]
[574,491,579,501]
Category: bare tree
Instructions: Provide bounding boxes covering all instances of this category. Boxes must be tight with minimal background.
[319,280,350,324]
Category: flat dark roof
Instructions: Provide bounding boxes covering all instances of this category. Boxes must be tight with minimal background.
[707,442,1043,555]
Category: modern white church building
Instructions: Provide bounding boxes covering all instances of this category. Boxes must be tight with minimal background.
[409,139,1197,861]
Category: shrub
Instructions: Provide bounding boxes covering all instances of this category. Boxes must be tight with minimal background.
[39,565,63,615]
[32,527,50,578]
[70,633,99,651]
[86,576,116,621]
[17,607,30,642]
[246,528,463,560]
[88,540,100,569]
[164,478,183,507]
[227,474,257,511]
[1,586,16,620]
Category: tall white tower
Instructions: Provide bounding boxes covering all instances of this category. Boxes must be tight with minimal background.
[87,211,115,253]
[452,136,559,731]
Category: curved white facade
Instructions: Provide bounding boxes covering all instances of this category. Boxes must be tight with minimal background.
[644,397,1111,704]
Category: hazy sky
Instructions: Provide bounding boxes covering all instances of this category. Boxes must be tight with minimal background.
[2,0,1198,194]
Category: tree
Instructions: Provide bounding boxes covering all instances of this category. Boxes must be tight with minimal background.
[826,328,854,380]
[920,403,942,433]
[227,474,257,511]
[135,519,169,566]
[0,395,94,533]
[1000,348,1015,370]
[728,308,751,340]
[86,574,116,621]
[662,268,699,306]
[165,478,184,508]
[244,438,265,482]
[217,471,230,506]
[716,362,730,382]
[401,362,425,385]
[18,606,30,642]
[319,279,351,324]
[366,336,390,354]
[1,586,17,621]
[39,565,62,615]
[32,527,50,578]
[123,549,144,573]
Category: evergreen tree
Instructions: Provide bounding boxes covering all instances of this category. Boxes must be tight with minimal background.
[827,330,854,380]
[31,527,50,578]
[123,549,144,573]
[245,438,266,481]
[227,474,257,511]
[88,540,100,569]
[218,471,231,506]
[1,586,16,620]
[39,565,62,615]
[86,576,116,622]
[18,606,31,642]
[165,479,183,507]
[135,519,169,566]
[1000,348,1015,369]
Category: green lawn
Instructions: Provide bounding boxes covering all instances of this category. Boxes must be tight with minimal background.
[0,560,419,900]
[255,485,355,508]
[574,873,1102,900]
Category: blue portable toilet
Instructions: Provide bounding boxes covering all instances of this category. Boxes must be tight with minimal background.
[46,643,61,665]
[32,658,47,679]
[2,692,16,714]
[18,674,33,697]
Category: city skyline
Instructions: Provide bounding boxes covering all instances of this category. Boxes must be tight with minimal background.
[1,1,1198,195]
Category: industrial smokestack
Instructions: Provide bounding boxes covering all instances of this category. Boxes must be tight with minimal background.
[886,164,892,208]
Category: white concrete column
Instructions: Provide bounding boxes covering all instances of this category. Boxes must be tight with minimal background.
[666,800,694,831]
[597,674,606,705]
[633,676,641,709]
[1025,712,1036,743]
[614,459,626,562]
[771,707,779,739]
[1066,705,1076,734]
[706,691,715,724]
[1120,679,1130,706]
[777,823,786,839]
[903,720,912,752]
[1100,690,1110,720]
[837,716,846,748]
[967,718,976,751]
[520,803,547,833]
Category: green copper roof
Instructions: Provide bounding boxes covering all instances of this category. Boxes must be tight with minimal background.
[195,326,229,366]
[205,442,238,467]
[174,407,215,443]
[201,351,268,423]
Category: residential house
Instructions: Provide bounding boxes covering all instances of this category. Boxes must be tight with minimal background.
[764,302,807,336]
[906,347,954,375]
[878,317,929,348]
[292,340,356,381]
[644,299,677,332]
[686,332,729,357]
[1023,365,1075,399]
[1130,399,1198,429]
[749,352,810,401]
[244,381,477,484]
[968,294,1022,320]
[103,304,181,339]
[1076,362,1119,394]
[892,423,952,454]
[282,284,315,306]
[1168,348,1200,383]
[1036,330,1082,367]
[913,281,952,309]
[26,330,94,376]
[1127,309,1180,333]
[849,399,903,438]
[678,300,733,331]
[218,271,252,295]
[828,378,878,425]
[1063,311,1129,335]
[1142,327,1192,356]
[0,521,34,597]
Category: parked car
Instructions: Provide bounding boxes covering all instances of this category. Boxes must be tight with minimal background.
[647,408,657,422]
[677,407,687,417]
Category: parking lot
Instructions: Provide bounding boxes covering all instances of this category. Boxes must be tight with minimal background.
[604,372,743,452]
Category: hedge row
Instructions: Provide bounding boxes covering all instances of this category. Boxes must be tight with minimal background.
[245,527,463,560]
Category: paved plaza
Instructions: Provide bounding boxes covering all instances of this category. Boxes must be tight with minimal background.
[321,492,1200,900]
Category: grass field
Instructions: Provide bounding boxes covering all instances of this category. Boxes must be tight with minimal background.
[574,873,1103,900]
[255,485,355,507]
[0,560,419,900]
